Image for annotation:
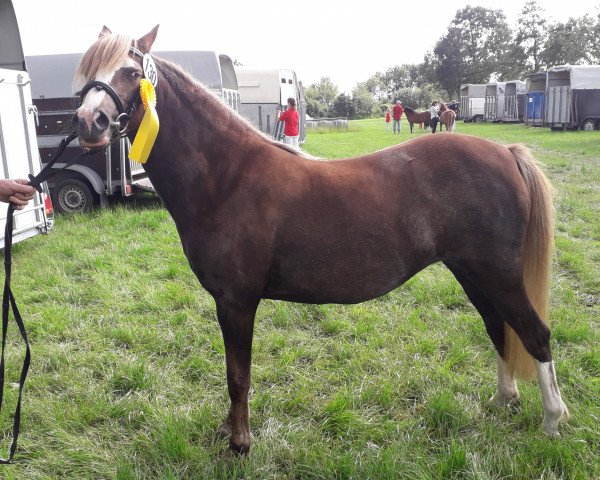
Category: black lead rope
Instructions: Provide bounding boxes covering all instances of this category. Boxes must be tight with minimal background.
[0,131,87,463]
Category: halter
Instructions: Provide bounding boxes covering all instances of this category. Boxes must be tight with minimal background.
[77,46,146,136]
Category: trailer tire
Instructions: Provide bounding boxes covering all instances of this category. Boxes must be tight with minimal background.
[54,178,98,214]
[581,119,597,131]
[474,116,483,123]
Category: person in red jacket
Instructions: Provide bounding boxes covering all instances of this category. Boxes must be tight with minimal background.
[385,109,391,131]
[392,100,403,134]
[278,97,300,149]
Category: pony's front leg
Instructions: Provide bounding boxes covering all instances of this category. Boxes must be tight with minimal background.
[216,299,259,454]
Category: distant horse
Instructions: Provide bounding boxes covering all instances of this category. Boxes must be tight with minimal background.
[72,26,568,454]
[439,102,456,132]
[403,106,431,133]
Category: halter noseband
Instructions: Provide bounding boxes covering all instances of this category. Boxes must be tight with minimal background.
[78,46,146,135]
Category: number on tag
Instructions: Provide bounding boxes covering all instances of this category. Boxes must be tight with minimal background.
[143,54,158,87]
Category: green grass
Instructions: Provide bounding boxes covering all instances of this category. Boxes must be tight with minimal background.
[0,118,598,479]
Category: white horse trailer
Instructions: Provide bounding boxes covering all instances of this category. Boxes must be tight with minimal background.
[484,82,506,122]
[0,0,53,248]
[236,68,306,143]
[545,65,600,130]
[459,84,486,122]
[502,80,526,122]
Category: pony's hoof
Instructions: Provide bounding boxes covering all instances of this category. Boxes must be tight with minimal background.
[542,401,569,436]
[489,391,520,408]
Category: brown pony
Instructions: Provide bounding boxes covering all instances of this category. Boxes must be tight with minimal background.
[403,106,431,133]
[439,102,456,132]
[71,26,568,454]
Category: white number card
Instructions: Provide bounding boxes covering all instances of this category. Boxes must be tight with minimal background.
[143,54,158,87]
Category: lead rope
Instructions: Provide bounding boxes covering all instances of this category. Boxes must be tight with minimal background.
[0,131,92,463]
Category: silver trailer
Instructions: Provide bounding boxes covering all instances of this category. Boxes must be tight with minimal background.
[25,50,241,212]
[0,0,53,247]
[545,65,600,130]
[502,80,526,122]
[524,72,547,126]
[459,84,486,122]
[484,82,506,122]
[236,68,306,143]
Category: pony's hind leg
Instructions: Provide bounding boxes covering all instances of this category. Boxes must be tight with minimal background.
[448,263,568,434]
[446,265,519,406]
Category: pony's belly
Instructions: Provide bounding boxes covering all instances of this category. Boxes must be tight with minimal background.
[262,259,425,304]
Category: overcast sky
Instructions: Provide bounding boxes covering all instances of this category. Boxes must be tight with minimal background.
[13,0,600,93]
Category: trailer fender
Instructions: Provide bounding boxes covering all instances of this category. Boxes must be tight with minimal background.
[50,163,105,195]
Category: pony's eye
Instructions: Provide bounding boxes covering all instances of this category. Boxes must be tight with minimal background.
[130,71,142,79]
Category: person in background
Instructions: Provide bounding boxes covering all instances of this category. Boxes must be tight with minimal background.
[392,100,403,134]
[0,179,36,210]
[429,101,440,133]
[385,109,391,131]
[278,97,300,149]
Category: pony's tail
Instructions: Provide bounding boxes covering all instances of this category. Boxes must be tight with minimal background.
[506,144,554,380]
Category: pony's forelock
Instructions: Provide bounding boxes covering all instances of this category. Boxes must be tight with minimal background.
[73,34,133,91]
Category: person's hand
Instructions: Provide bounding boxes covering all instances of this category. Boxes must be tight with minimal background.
[0,179,36,210]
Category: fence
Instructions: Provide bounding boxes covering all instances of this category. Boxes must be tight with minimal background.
[306,117,349,132]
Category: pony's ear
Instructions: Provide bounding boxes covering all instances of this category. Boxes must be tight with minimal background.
[99,26,112,38]
[137,25,160,53]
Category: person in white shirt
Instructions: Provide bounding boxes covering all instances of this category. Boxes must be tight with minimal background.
[429,101,440,133]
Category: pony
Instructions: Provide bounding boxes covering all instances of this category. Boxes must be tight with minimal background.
[439,102,456,132]
[71,26,568,454]
[403,106,431,133]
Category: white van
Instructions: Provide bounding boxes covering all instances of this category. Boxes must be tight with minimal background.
[0,0,54,248]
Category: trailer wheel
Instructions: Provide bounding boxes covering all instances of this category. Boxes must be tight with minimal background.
[54,178,97,214]
[581,119,597,131]
[474,116,483,123]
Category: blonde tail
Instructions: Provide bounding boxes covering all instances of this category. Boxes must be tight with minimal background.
[506,144,554,380]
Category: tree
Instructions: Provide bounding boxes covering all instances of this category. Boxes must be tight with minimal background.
[433,6,514,96]
[305,77,339,118]
[541,16,595,67]
[331,93,355,118]
[515,1,548,72]
[350,85,375,119]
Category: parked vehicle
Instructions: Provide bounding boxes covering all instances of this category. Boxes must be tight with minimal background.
[236,68,306,143]
[502,80,526,122]
[25,50,240,213]
[459,84,486,122]
[0,0,54,247]
[484,82,506,122]
[524,72,546,126]
[545,65,600,130]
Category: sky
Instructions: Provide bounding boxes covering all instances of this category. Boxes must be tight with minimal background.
[12,0,600,93]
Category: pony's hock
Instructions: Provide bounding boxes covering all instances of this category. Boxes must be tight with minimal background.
[73,25,569,453]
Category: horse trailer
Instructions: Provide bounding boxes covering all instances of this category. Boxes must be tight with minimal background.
[0,0,54,248]
[25,50,241,213]
[484,82,506,122]
[502,80,526,122]
[524,72,546,126]
[236,68,306,143]
[459,84,486,122]
[545,65,600,130]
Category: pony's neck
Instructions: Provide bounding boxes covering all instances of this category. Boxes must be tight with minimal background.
[139,59,260,219]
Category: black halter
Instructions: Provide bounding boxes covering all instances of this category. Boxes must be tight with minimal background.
[77,46,145,135]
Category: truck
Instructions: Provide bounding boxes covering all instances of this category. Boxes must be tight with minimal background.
[0,0,54,247]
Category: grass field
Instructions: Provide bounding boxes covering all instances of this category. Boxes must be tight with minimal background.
[1,118,598,479]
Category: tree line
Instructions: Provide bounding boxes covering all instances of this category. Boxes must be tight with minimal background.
[305,2,600,119]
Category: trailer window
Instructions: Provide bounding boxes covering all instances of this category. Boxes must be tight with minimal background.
[281,78,286,83]
[288,79,293,84]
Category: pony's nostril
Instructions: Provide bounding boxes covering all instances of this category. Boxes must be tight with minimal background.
[94,111,110,132]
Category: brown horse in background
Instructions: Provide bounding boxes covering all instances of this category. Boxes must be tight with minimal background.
[439,102,456,132]
[71,26,569,454]
[403,106,431,133]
